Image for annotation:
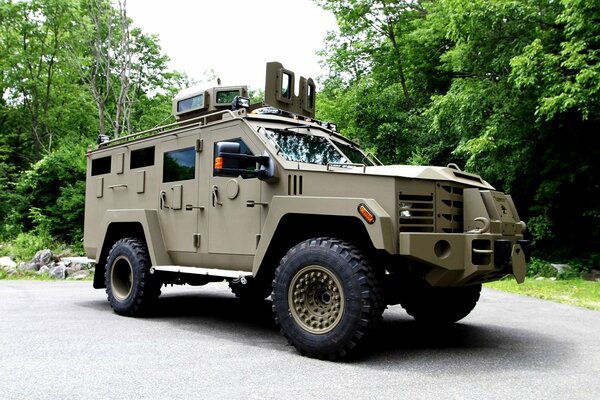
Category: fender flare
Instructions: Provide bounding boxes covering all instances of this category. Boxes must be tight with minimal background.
[252,196,396,275]
[96,209,172,266]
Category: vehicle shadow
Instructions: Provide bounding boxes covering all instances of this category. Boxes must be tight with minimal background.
[82,287,569,368]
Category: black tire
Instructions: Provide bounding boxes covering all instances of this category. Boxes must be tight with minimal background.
[229,277,272,301]
[272,238,384,360]
[105,237,161,316]
[401,282,482,324]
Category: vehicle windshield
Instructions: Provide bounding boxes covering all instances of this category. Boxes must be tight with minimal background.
[335,141,375,166]
[261,128,374,166]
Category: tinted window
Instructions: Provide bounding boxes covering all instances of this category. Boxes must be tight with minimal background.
[91,156,111,176]
[177,94,204,112]
[130,146,155,169]
[163,147,195,182]
[216,90,240,104]
[262,129,347,165]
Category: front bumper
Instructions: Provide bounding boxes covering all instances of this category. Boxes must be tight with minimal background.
[399,232,530,286]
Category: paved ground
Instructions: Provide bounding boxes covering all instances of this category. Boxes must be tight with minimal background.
[0,280,599,399]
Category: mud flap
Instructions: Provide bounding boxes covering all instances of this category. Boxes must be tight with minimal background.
[512,244,527,283]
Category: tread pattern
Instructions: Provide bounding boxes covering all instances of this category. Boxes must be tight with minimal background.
[105,237,161,317]
[272,237,385,360]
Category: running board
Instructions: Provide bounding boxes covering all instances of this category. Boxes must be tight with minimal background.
[150,265,252,279]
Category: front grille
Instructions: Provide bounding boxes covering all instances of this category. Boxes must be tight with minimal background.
[398,182,466,233]
[436,183,464,233]
[399,194,435,232]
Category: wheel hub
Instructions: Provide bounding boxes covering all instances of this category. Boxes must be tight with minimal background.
[111,256,133,301]
[288,265,345,334]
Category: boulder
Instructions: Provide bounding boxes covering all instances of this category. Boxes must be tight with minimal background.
[71,270,90,280]
[0,256,17,270]
[32,249,53,267]
[48,264,66,280]
[583,269,600,282]
[19,261,40,272]
[38,265,50,275]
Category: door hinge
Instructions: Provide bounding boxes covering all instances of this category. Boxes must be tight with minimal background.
[193,234,201,248]
[196,139,203,152]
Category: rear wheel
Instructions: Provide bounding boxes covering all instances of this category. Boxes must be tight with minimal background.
[105,237,161,316]
[272,238,384,360]
[401,282,482,324]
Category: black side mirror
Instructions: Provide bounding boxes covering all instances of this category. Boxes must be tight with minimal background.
[214,142,240,176]
[214,141,276,180]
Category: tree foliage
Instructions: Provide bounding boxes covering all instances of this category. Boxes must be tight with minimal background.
[316,0,600,260]
[0,0,184,245]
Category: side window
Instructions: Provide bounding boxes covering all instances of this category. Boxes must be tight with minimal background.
[163,147,195,182]
[91,156,111,176]
[130,146,155,169]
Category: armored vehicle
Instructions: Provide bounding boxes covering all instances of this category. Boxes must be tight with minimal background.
[84,62,529,359]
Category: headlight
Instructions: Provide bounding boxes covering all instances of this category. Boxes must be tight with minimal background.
[400,202,412,218]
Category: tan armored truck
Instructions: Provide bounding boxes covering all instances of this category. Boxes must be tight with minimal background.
[84,62,529,359]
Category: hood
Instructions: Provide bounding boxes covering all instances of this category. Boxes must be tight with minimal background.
[364,165,494,189]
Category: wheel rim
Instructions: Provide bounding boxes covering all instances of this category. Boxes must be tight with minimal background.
[288,265,345,334]
[111,256,133,301]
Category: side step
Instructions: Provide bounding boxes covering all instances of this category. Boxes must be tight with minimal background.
[150,265,252,279]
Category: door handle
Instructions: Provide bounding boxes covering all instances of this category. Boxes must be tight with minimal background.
[212,186,222,207]
[160,191,170,209]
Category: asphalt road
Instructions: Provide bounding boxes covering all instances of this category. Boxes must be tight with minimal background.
[1,280,599,400]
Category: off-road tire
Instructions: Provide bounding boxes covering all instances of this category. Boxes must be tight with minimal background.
[401,282,482,324]
[272,237,384,360]
[229,277,272,301]
[105,237,161,316]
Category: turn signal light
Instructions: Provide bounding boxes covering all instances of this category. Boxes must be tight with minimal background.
[214,157,223,169]
[358,203,376,224]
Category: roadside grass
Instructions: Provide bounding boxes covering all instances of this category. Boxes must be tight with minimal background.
[486,278,600,311]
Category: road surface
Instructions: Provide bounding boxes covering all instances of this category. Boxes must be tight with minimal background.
[0,280,598,399]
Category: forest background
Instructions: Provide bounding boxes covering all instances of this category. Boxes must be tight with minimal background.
[0,0,598,274]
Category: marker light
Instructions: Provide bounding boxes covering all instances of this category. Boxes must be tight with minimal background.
[358,203,376,224]
[214,157,223,169]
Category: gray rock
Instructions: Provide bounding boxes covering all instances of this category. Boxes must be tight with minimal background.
[38,265,50,275]
[71,270,90,280]
[48,264,66,280]
[6,267,17,276]
[32,249,53,266]
[70,263,82,272]
[583,269,600,282]
[0,256,17,270]
[19,261,41,272]
[551,263,571,274]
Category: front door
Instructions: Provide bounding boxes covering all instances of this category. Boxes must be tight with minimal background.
[206,126,262,255]
[158,134,199,253]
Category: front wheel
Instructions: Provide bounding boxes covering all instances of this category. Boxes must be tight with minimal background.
[272,238,384,360]
[105,237,161,316]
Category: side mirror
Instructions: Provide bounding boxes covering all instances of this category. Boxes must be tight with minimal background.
[214,141,277,181]
[214,142,240,176]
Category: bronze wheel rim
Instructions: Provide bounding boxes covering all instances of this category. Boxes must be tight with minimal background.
[111,256,133,300]
[288,265,345,334]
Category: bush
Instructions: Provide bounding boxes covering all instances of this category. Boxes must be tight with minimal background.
[527,258,557,278]
[7,140,88,244]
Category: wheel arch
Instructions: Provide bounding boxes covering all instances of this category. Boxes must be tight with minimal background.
[93,210,171,289]
[252,196,397,279]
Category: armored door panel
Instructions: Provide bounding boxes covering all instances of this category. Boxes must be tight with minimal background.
[158,135,199,253]
[206,126,261,255]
